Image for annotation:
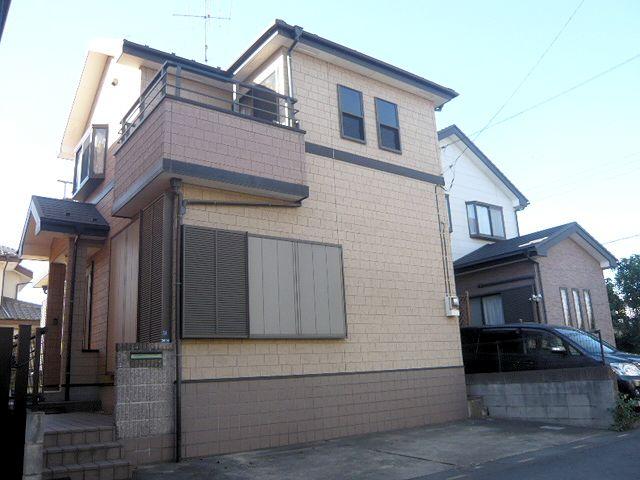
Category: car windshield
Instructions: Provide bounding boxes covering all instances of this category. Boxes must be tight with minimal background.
[554,328,615,355]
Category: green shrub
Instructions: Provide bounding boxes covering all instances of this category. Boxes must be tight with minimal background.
[612,394,640,431]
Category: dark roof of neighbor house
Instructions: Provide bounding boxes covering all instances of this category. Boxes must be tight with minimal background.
[124,19,459,108]
[454,222,617,271]
[0,0,10,43]
[438,125,529,209]
[30,196,110,237]
[0,296,41,322]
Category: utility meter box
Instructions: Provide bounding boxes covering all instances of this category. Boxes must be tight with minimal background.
[445,295,460,317]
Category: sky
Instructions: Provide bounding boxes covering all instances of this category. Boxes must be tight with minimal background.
[0,0,638,304]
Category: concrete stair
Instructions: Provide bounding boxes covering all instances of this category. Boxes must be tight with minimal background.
[43,425,131,480]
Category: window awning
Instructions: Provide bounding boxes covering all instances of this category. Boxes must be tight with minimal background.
[19,196,110,260]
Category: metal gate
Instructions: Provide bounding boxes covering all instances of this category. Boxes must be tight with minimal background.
[0,325,45,479]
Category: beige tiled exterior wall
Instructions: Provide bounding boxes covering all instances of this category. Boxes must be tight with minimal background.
[292,52,441,175]
[537,238,615,343]
[179,52,459,382]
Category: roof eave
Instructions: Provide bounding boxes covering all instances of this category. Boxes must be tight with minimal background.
[438,125,529,209]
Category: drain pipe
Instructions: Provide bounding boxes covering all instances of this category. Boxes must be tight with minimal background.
[64,235,80,401]
[286,26,303,127]
[170,179,184,463]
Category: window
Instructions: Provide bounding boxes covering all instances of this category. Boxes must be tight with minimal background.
[338,85,365,142]
[375,98,401,152]
[583,289,594,330]
[466,202,505,240]
[73,125,107,198]
[560,288,572,326]
[181,227,347,339]
[470,294,505,326]
[445,195,453,232]
[572,289,584,329]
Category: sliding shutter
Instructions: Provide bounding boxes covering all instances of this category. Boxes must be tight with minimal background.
[182,226,248,338]
[138,195,172,343]
[249,237,346,338]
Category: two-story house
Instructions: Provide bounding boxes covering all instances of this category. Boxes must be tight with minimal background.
[439,125,616,343]
[18,21,467,475]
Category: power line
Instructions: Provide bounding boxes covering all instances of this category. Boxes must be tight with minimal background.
[603,233,640,245]
[444,0,585,190]
[440,51,640,152]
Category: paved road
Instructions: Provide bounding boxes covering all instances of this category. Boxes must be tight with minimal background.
[422,428,640,480]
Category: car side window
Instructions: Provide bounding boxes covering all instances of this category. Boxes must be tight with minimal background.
[523,329,582,356]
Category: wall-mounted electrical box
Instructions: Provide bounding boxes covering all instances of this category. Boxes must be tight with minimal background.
[445,295,460,317]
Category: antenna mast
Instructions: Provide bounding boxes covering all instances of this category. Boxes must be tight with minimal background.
[173,0,231,63]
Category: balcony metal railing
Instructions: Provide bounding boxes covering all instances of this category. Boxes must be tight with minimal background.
[120,61,300,142]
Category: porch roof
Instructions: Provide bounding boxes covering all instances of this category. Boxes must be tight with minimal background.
[0,296,41,322]
[19,196,110,259]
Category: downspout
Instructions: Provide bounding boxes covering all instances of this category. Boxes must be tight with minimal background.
[64,235,80,401]
[170,179,184,463]
[526,250,548,324]
[0,259,7,304]
[286,26,303,127]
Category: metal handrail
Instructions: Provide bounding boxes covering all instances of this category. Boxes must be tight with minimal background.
[120,61,300,141]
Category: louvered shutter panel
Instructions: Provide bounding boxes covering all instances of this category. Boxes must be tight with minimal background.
[182,226,249,338]
[215,230,249,337]
[502,286,535,323]
[138,195,172,343]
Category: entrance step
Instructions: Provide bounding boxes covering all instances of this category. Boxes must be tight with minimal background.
[36,400,102,414]
[43,422,131,479]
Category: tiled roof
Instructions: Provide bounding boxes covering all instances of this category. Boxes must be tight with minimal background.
[30,196,110,236]
[454,222,617,270]
[0,245,18,257]
[0,297,41,322]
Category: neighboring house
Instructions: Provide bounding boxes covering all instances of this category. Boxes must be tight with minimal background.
[18,20,466,468]
[0,245,41,332]
[439,125,616,343]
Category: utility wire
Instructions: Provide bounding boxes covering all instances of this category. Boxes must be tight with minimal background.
[444,0,585,190]
[440,52,640,152]
[603,233,640,245]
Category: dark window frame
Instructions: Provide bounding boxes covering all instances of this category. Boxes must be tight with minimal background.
[560,287,572,326]
[337,84,366,144]
[374,97,401,153]
[583,289,595,330]
[465,201,506,240]
[445,194,453,233]
[72,124,108,198]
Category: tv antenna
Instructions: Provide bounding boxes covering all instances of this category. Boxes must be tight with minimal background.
[173,0,231,63]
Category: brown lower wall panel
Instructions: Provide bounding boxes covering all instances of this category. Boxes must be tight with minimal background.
[180,366,467,458]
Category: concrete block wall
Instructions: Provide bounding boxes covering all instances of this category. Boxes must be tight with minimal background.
[466,366,618,428]
[115,342,175,465]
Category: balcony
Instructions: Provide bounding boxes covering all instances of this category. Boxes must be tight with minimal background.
[112,62,308,217]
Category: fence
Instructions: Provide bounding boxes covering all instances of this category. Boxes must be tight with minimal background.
[120,61,300,141]
[1,325,46,478]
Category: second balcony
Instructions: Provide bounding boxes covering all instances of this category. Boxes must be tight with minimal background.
[112,62,308,217]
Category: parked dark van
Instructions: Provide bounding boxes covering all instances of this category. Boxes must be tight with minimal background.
[460,323,640,398]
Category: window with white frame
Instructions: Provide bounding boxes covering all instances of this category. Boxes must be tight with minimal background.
[466,202,505,240]
[583,289,594,330]
[560,288,572,326]
[572,289,584,329]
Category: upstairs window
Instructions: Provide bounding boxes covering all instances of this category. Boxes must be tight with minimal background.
[466,202,505,240]
[338,85,365,142]
[73,125,108,198]
[375,98,401,152]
